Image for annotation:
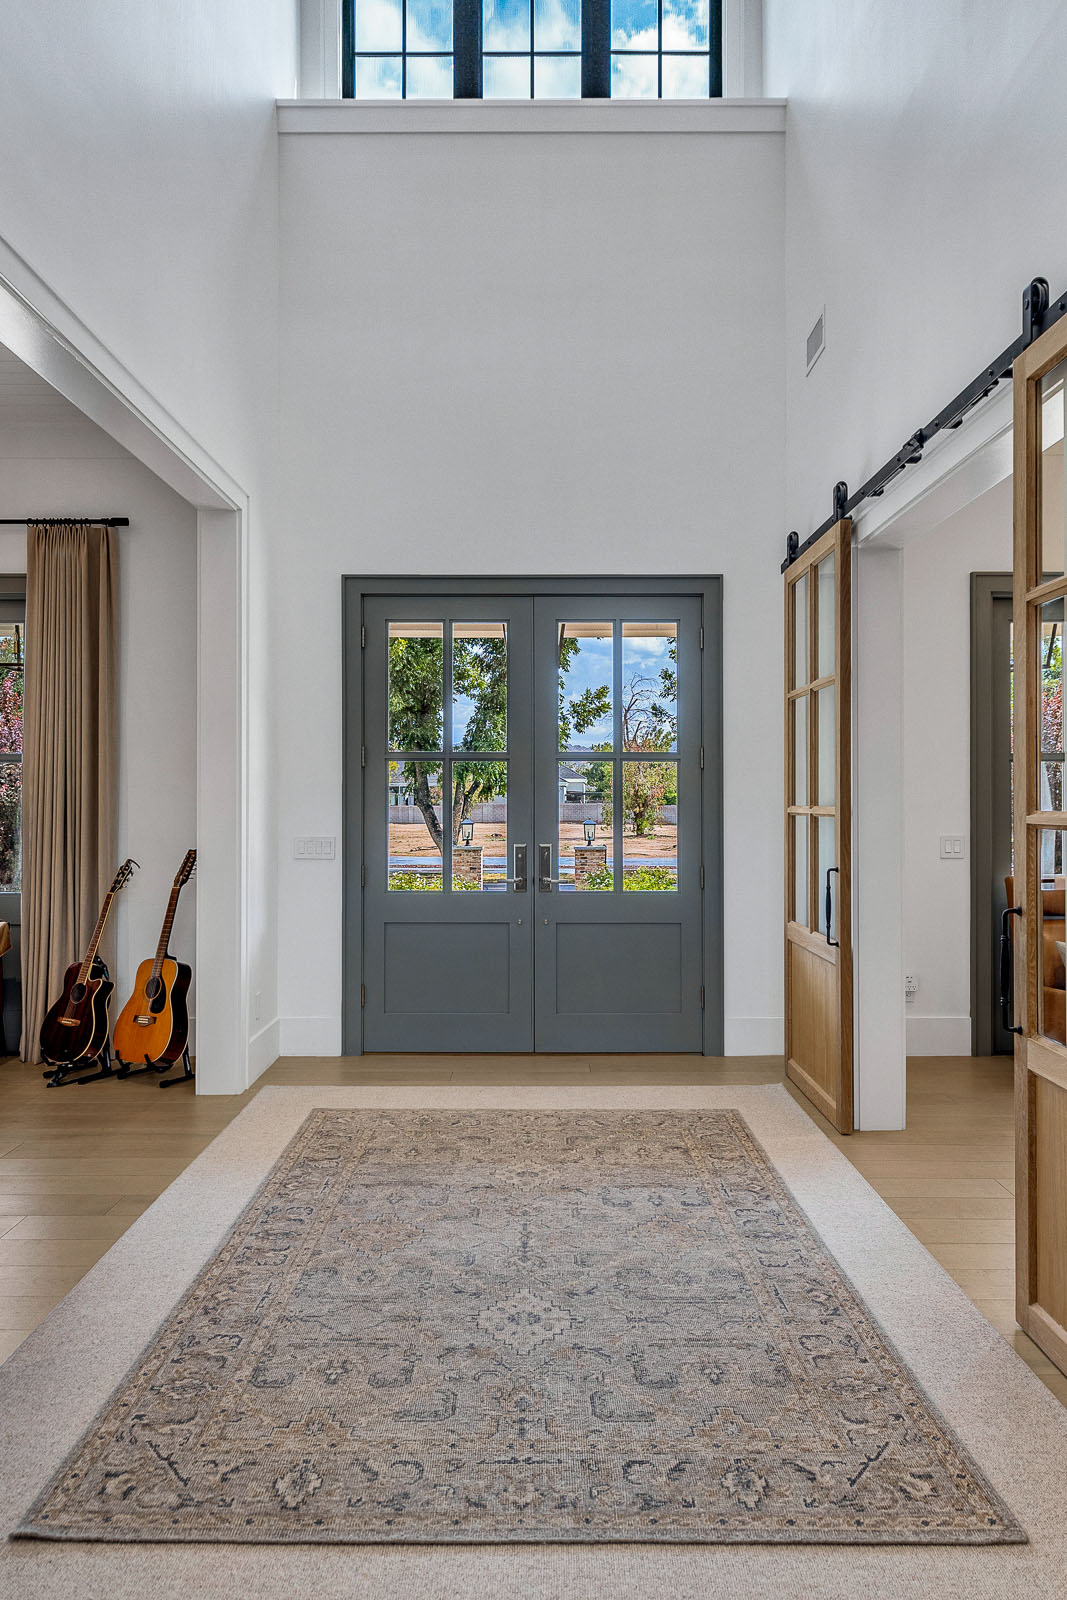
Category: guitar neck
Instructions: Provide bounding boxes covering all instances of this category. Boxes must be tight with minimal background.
[77,891,115,986]
[151,881,184,976]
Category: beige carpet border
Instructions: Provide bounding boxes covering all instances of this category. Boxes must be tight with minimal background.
[0,1081,1062,1597]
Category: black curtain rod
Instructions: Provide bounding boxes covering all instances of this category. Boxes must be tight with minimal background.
[782,276,1067,572]
[0,517,129,527]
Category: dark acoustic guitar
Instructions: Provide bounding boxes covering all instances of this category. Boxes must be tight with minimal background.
[113,849,196,1083]
[40,858,138,1082]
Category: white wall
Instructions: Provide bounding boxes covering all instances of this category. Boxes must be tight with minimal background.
[276,121,786,1055]
[0,0,301,1084]
[764,0,1067,529]
[0,390,197,1038]
[899,476,1012,1054]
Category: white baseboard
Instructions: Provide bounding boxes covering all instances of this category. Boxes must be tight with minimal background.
[247,1019,280,1084]
[905,1015,972,1057]
[722,1016,784,1056]
[279,1015,343,1057]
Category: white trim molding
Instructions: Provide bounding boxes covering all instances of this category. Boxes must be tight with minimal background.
[277,98,786,135]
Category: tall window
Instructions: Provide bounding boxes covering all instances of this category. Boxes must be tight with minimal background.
[344,0,721,96]
[0,605,24,893]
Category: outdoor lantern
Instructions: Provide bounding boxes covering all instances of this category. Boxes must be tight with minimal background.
[583,819,597,845]
[460,818,474,846]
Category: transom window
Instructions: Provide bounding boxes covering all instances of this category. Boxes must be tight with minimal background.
[343,0,722,97]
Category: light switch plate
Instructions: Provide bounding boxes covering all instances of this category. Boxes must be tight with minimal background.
[940,835,965,860]
[293,836,336,861]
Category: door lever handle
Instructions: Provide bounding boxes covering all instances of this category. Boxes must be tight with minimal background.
[538,843,563,890]
[502,844,528,892]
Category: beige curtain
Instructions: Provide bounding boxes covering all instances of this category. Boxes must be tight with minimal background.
[20,524,117,1062]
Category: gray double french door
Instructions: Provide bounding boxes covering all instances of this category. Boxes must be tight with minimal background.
[358,587,710,1053]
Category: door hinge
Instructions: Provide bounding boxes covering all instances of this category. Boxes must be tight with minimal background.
[360,983,366,1008]
[699,626,704,650]
[700,985,705,1009]
[700,746,704,770]
[361,861,366,887]
[361,745,366,768]
[700,864,704,890]
[361,624,366,648]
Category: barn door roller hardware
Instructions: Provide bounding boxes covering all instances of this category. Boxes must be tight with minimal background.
[782,276,1066,572]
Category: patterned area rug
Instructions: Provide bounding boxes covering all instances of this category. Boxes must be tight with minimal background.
[16,1109,1025,1545]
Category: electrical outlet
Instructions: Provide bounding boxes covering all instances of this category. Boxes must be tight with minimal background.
[293,836,336,861]
[940,835,965,860]
[253,990,262,1024]
[904,973,918,1006]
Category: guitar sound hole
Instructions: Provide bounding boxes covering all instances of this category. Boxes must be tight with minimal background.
[145,978,162,1001]
[70,983,86,1005]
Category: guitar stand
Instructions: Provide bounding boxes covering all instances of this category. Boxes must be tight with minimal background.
[158,1045,194,1089]
[43,1038,117,1089]
[114,1044,194,1088]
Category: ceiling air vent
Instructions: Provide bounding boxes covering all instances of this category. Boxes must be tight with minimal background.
[806,309,825,374]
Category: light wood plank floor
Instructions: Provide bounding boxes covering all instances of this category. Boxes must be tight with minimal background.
[1,1051,1058,1402]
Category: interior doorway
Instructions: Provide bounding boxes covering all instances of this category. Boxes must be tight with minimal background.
[345,577,723,1055]
[971,572,1016,1055]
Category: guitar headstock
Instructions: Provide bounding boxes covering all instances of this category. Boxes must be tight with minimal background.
[175,849,197,887]
[111,858,138,894]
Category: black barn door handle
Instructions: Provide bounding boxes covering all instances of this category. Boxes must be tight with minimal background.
[824,866,840,947]
[1000,905,1023,1036]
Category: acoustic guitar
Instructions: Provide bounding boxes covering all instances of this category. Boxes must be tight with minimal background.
[39,858,138,1079]
[113,849,196,1075]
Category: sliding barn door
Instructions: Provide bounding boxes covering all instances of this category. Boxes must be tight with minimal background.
[1013,315,1067,1373]
[784,519,853,1134]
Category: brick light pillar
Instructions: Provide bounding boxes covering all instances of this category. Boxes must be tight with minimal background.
[573,844,607,889]
[453,845,483,889]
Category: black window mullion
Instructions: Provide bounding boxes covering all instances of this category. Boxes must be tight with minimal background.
[709,0,722,95]
[657,0,662,96]
[582,0,609,95]
[454,0,482,95]
[342,0,355,96]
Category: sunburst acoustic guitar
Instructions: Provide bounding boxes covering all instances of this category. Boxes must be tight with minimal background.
[113,848,196,1086]
[40,857,138,1086]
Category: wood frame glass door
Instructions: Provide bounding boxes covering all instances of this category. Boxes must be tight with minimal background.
[784,519,853,1134]
[1013,314,1067,1372]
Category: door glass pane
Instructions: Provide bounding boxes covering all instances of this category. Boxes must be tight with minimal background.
[792,694,808,806]
[621,760,677,889]
[1039,598,1065,811]
[559,760,612,890]
[453,766,508,891]
[452,622,507,751]
[792,814,808,927]
[1040,357,1066,582]
[389,622,443,751]
[815,815,836,939]
[792,571,809,689]
[559,621,612,749]
[387,760,443,889]
[816,551,836,679]
[621,622,677,752]
[1037,831,1067,1045]
[815,684,836,807]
